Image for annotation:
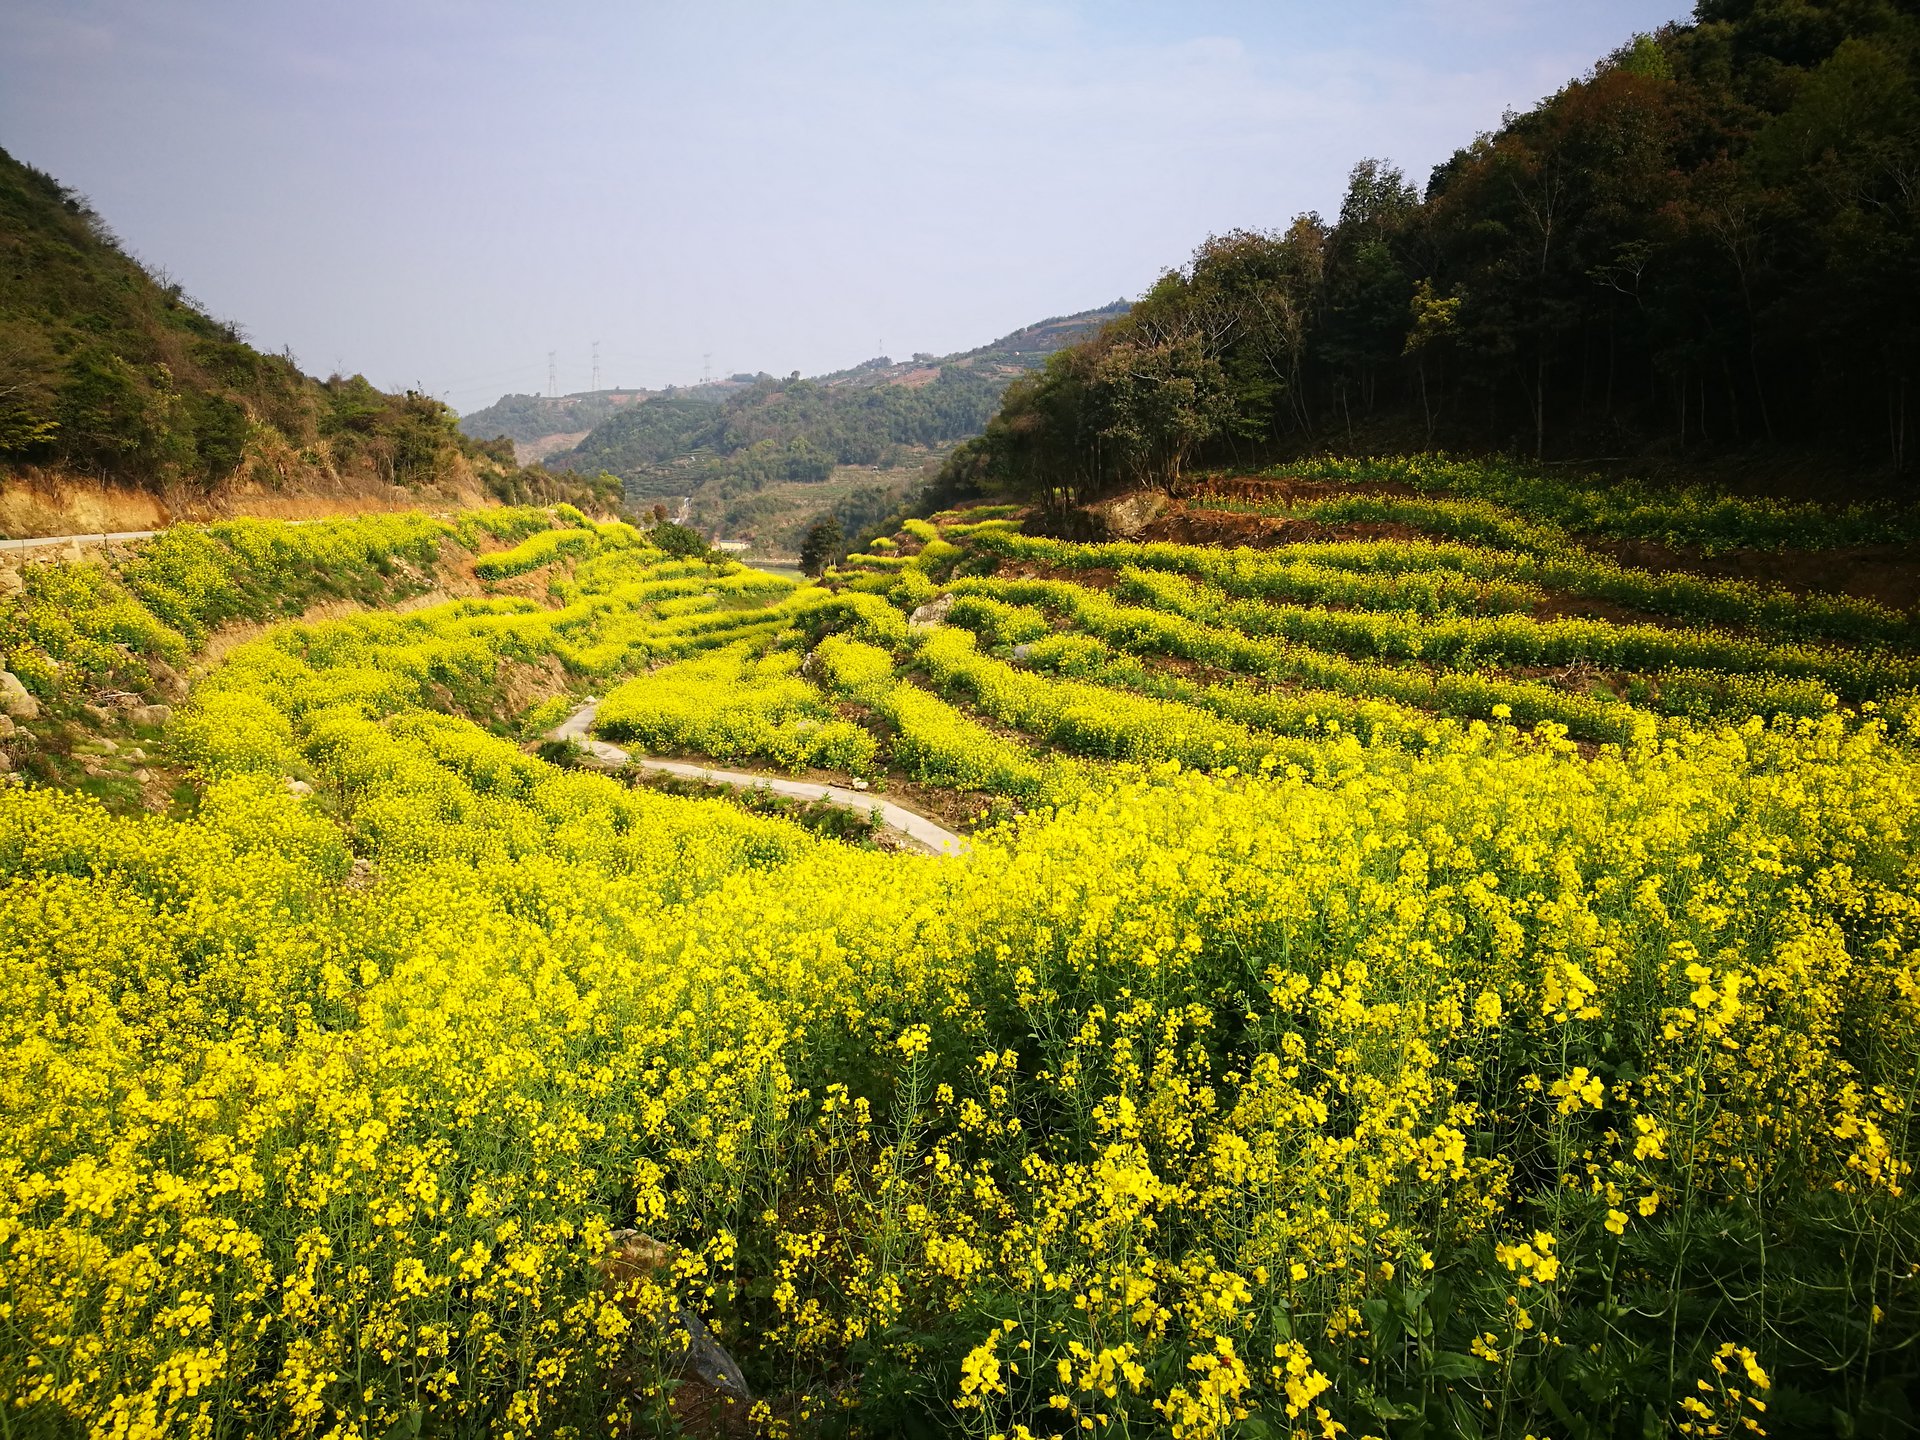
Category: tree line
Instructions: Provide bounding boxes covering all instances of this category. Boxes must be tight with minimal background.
[933,0,1920,513]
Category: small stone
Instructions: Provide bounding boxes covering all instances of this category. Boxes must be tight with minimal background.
[851,778,870,791]
[0,670,38,721]
[128,703,173,728]
[125,747,145,762]
[134,768,153,783]
[286,779,314,797]
[97,737,119,753]
[83,704,115,726]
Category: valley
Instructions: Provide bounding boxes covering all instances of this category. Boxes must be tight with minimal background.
[4,3,1920,1436]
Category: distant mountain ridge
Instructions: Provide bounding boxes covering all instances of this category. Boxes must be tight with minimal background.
[457,302,1128,553]
[459,302,1129,466]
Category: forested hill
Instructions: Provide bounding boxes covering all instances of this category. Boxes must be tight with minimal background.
[475,303,1128,498]
[937,0,1920,512]
[0,146,616,532]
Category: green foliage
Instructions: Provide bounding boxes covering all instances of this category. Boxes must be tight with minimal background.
[937,5,1920,504]
[645,520,712,559]
[800,516,845,576]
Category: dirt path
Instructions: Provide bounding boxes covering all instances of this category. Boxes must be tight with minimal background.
[549,701,969,857]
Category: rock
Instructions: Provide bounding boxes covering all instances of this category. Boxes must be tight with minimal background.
[0,751,11,774]
[598,1229,752,1402]
[0,567,22,598]
[908,593,956,629]
[0,714,13,738]
[125,747,146,762]
[345,858,375,890]
[128,704,173,728]
[133,768,153,783]
[147,660,186,699]
[83,704,116,726]
[1011,643,1034,659]
[96,737,119,753]
[851,778,870,791]
[0,670,38,721]
[1086,489,1170,539]
[285,779,314,797]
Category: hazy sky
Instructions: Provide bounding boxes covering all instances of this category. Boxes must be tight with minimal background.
[2,1,1693,414]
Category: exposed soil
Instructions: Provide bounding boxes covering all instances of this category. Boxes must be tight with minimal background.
[0,462,488,541]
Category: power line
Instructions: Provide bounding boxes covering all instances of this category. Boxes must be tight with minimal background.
[591,340,601,393]
[547,351,557,398]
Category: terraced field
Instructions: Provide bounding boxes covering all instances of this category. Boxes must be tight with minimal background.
[1,467,1917,1438]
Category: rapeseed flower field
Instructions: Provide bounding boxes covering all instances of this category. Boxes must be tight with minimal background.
[2,475,1916,1438]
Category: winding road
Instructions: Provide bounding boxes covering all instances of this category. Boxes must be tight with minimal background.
[549,701,968,857]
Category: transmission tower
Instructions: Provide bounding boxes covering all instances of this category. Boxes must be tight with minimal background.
[547,351,557,398]
[702,352,713,385]
[591,340,601,392]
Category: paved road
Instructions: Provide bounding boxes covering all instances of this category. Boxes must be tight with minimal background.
[550,701,968,856]
[1,528,159,554]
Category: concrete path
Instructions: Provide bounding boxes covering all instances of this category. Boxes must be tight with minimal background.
[1,528,159,554]
[549,701,968,857]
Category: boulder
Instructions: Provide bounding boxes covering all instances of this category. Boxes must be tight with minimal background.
[1085,489,1170,539]
[0,566,22,598]
[128,703,173,728]
[0,670,38,721]
[908,593,956,629]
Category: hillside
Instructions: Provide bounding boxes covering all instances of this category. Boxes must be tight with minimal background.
[455,387,666,456]
[464,303,1126,552]
[1,456,1916,1434]
[935,2,1920,510]
[0,146,620,535]
[8,3,1920,1436]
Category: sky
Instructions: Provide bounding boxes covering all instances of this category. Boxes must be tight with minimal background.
[1,1,1695,415]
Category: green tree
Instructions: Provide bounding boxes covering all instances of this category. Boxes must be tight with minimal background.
[647,520,711,559]
[799,516,844,576]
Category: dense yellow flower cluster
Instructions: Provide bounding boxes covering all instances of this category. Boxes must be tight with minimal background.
[2,498,1917,1437]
